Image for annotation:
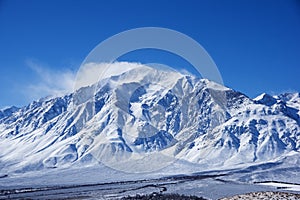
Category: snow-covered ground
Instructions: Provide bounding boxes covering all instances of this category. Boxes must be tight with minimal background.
[257,182,300,192]
[0,166,279,200]
[0,163,299,199]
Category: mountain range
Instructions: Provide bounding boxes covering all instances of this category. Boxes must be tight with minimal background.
[0,63,299,178]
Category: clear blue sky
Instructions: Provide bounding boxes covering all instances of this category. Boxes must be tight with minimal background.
[0,0,300,108]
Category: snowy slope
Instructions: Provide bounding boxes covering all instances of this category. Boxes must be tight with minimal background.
[0,63,299,177]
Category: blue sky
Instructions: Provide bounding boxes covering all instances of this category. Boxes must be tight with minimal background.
[0,0,300,108]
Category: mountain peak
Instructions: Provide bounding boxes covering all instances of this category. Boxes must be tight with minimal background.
[254,93,277,106]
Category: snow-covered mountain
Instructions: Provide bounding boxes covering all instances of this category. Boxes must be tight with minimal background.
[0,63,299,175]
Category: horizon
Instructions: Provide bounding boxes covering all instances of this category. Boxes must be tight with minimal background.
[1,0,300,108]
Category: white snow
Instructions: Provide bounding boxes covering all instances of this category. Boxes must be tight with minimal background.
[0,62,299,184]
[258,182,300,192]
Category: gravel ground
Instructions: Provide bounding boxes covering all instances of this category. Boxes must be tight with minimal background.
[220,191,300,200]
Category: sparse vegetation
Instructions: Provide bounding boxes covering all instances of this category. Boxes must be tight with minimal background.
[121,193,207,200]
[220,191,300,200]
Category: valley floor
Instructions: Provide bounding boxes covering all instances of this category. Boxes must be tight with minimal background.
[0,167,299,200]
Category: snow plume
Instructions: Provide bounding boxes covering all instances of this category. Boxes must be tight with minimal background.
[25,59,76,100]
[74,61,144,90]
[24,60,188,101]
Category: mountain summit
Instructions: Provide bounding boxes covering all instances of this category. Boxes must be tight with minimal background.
[0,63,299,175]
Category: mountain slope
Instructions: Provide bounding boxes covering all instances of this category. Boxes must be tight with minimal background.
[0,63,299,176]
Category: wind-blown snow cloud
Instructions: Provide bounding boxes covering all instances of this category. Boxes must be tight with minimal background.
[24,60,191,101]
[25,60,76,100]
[24,61,145,101]
[74,61,192,90]
[74,62,144,90]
